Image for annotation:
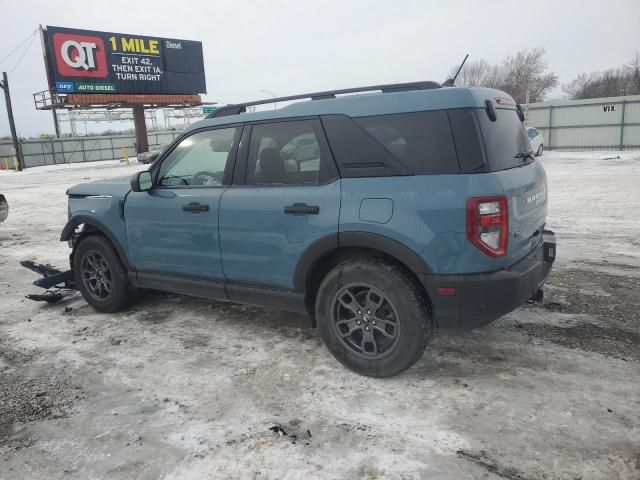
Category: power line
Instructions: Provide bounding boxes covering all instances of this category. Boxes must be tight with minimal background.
[8,32,37,75]
[0,29,38,65]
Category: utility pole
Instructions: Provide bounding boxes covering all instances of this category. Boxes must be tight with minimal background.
[0,72,23,171]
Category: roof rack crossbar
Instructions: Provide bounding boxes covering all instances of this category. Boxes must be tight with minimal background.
[208,80,441,118]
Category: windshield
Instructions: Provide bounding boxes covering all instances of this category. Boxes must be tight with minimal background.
[479,108,533,171]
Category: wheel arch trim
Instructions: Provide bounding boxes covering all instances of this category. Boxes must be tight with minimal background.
[293,231,433,291]
[60,215,134,271]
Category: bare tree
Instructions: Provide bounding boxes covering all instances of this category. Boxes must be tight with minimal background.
[449,59,502,89]
[449,48,558,103]
[625,52,640,93]
[499,48,558,103]
[563,52,640,99]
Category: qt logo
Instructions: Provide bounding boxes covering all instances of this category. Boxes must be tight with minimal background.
[52,32,108,78]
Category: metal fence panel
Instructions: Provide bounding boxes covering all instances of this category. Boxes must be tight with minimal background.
[1,130,187,168]
[524,108,549,127]
[524,94,640,150]
[624,102,640,123]
[553,126,620,148]
[623,125,640,147]
[553,104,622,126]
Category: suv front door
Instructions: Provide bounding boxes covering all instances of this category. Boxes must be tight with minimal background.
[125,126,241,288]
[219,119,340,295]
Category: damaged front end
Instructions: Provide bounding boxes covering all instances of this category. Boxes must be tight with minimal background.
[22,260,75,303]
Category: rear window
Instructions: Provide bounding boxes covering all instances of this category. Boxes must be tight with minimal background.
[355,111,459,174]
[479,108,533,171]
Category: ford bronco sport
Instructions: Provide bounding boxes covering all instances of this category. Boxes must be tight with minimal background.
[60,81,556,377]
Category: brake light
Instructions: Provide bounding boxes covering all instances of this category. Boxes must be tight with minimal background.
[495,97,515,106]
[466,196,508,257]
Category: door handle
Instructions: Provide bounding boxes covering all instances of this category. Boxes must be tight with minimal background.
[182,202,210,213]
[284,203,320,215]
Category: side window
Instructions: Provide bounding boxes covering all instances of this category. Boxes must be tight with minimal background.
[157,127,239,187]
[527,128,536,139]
[354,110,459,174]
[246,120,332,185]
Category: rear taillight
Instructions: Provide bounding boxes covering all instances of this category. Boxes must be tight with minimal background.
[466,196,508,257]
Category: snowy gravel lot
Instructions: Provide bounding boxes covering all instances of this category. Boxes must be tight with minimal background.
[0,152,639,480]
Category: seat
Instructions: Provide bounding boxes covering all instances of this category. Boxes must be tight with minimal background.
[258,148,286,183]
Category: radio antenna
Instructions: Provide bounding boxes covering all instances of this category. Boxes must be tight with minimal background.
[443,54,469,87]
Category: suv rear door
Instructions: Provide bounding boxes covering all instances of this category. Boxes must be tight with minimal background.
[218,118,340,295]
[479,106,548,264]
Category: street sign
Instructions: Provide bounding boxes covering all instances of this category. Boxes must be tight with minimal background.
[202,106,217,114]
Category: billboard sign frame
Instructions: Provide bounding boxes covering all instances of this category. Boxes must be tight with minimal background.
[44,25,206,96]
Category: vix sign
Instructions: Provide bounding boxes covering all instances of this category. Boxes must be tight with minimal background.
[52,32,108,78]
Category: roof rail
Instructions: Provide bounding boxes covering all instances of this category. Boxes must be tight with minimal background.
[207,80,441,118]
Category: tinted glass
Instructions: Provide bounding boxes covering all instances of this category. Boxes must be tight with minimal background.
[527,128,537,139]
[355,110,459,174]
[247,120,332,185]
[479,109,533,171]
[157,128,239,186]
[447,109,488,173]
[320,115,409,178]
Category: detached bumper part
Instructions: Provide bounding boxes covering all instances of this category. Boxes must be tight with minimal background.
[21,261,76,303]
[422,230,556,330]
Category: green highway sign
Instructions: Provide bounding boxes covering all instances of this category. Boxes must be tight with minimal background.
[202,106,217,114]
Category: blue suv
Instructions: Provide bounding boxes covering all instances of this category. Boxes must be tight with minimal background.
[61,81,556,377]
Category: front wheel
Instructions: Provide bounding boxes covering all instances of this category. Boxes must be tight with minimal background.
[315,258,433,377]
[537,144,544,156]
[73,234,135,313]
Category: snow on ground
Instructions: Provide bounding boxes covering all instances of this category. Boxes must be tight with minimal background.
[0,152,639,479]
[542,150,640,274]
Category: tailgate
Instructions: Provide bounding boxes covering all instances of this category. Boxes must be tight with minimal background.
[493,161,548,265]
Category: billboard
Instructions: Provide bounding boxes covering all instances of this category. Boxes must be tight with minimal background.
[45,26,206,95]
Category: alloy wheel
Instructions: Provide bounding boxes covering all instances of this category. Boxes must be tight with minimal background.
[330,283,400,359]
[80,250,113,300]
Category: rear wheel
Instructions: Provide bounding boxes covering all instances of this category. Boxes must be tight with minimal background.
[73,234,135,312]
[537,144,544,156]
[315,258,433,377]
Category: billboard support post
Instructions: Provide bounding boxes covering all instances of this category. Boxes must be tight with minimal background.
[52,110,61,138]
[0,71,23,171]
[133,106,148,154]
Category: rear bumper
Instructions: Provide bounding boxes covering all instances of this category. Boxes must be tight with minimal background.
[421,230,556,330]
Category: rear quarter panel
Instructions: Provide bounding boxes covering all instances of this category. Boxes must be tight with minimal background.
[339,174,513,275]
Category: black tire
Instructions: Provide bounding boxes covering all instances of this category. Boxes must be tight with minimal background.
[315,257,433,377]
[73,234,135,313]
[537,144,543,156]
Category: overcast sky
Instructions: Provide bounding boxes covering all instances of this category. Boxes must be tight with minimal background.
[0,0,638,137]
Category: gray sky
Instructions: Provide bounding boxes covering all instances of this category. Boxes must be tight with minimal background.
[1,0,638,137]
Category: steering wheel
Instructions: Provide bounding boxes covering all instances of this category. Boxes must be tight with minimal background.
[159,175,188,186]
[192,170,223,186]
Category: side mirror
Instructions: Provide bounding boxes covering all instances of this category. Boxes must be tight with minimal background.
[131,171,153,192]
